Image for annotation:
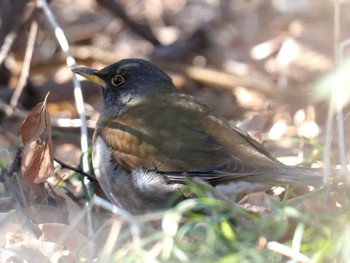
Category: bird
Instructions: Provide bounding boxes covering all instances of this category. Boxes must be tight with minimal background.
[72,58,323,214]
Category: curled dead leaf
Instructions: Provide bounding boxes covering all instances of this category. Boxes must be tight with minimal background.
[20,93,54,186]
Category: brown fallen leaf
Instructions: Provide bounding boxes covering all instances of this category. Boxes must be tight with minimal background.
[20,93,54,186]
[39,223,89,252]
[0,247,50,263]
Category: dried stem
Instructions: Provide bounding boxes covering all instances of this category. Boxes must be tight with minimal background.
[38,0,93,244]
[0,31,17,66]
[10,20,38,108]
[331,0,349,184]
[54,157,96,182]
[38,0,89,177]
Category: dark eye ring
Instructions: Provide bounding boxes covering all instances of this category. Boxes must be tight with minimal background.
[111,75,125,87]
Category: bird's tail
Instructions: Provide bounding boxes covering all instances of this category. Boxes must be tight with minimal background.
[240,166,335,187]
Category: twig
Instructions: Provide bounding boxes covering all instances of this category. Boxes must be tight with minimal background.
[336,111,348,180]
[324,0,349,185]
[323,106,333,185]
[338,36,350,184]
[0,0,35,66]
[322,0,340,185]
[0,98,28,118]
[96,0,160,46]
[0,31,17,65]
[54,157,97,182]
[10,20,38,108]
[38,0,93,244]
[38,0,90,178]
[333,0,341,184]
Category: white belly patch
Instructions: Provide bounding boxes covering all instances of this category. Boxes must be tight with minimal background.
[93,136,114,181]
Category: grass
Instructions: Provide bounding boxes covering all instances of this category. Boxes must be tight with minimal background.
[78,181,350,263]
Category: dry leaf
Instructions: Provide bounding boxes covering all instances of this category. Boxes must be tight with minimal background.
[20,93,54,186]
[1,228,71,263]
[0,247,50,263]
[39,223,89,252]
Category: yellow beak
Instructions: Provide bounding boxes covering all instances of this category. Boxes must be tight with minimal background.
[71,66,106,87]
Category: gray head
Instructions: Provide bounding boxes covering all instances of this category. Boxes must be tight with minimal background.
[72,59,178,110]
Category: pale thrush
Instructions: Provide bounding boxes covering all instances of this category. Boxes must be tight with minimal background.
[72,59,322,214]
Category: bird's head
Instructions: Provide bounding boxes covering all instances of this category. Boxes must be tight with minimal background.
[72,59,178,111]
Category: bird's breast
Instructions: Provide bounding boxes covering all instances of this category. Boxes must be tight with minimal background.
[93,135,129,208]
[92,134,183,214]
[93,135,114,181]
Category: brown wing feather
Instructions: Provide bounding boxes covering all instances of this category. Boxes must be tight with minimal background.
[98,93,280,173]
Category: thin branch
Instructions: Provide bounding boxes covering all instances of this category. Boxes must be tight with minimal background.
[0,0,35,66]
[54,157,97,182]
[0,98,28,118]
[96,0,160,46]
[323,107,333,185]
[338,36,350,183]
[38,0,90,176]
[10,20,38,108]
[38,0,93,243]
[336,112,347,179]
[322,0,341,185]
[330,0,349,184]
[0,31,17,65]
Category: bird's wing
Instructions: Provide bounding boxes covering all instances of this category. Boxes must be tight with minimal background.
[99,115,236,172]
[98,94,281,176]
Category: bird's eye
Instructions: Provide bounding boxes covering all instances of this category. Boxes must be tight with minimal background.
[111,75,125,87]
